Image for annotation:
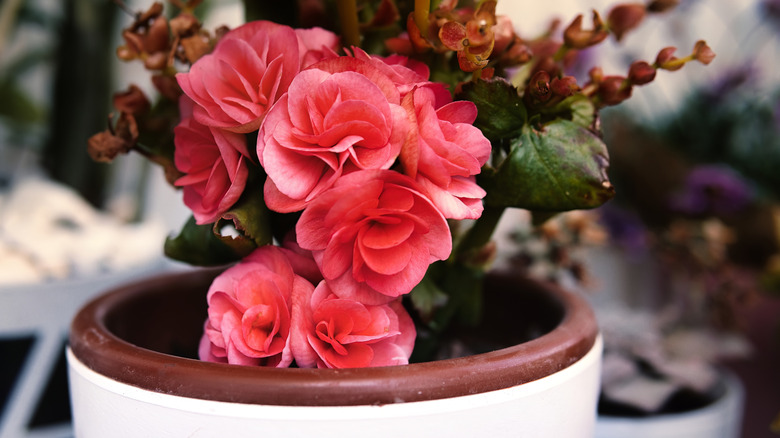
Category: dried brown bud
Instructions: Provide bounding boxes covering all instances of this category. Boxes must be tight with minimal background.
[135,2,164,27]
[88,129,133,163]
[597,76,632,105]
[693,40,715,65]
[116,45,136,61]
[112,85,150,115]
[143,51,169,70]
[564,11,608,49]
[655,46,683,70]
[180,33,212,63]
[628,60,656,85]
[214,25,231,42]
[121,30,145,56]
[151,74,182,101]
[607,3,646,41]
[646,0,679,13]
[145,15,170,54]
[114,113,140,145]
[170,12,201,38]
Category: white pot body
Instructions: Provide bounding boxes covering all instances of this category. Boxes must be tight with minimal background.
[595,371,744,438]
[67,335,602,438]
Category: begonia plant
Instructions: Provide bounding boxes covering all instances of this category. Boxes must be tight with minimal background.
[89,0,712,368]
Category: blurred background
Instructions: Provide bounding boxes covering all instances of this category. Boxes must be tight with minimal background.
[0,0,778,437]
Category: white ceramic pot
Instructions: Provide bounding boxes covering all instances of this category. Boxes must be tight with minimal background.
[595,371,744,438]
[67,270,603,437]
[68,336,602,437]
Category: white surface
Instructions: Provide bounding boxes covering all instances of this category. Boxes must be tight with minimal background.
[68,336,602,438]
[595,371,744,438]
[0,178,166,285]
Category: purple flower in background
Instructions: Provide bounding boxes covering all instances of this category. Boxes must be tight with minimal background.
[670,165,754,216]
[597,204,648,255]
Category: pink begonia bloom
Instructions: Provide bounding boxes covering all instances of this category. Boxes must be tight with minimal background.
[296,170,451,305]
[258,57,410,212]
[174,96,250,225]
[290,281,416,368]
[400,86,491,220]
[177,21,339,133]
[351,48,452,108]
[280,232,323,286]
[295,27,341,66]
[199,246,315,367]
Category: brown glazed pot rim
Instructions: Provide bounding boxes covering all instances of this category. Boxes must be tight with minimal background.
[69,268,598,407]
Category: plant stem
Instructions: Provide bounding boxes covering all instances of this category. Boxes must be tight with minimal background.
[336,0,360,48]
[414,0,430,39]
[453,204,505,263]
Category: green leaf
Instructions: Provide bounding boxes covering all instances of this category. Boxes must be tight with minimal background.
[481,118,615,211]
[164,216,255,266]
[456,77,527,142]
[163,168,274,266]
[535,95,596,129]
[217,175,273,248]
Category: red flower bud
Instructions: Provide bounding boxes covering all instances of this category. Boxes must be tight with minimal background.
[693,40,715,65]
[655,46,683,70]
[597,76,632,105]
[588,66,604,84]
[607,3,646,42]
[628,61,656,85]
[564,11,608,49]
[527,70,552,104]
[551,76,580,97]
[647,0,679,13]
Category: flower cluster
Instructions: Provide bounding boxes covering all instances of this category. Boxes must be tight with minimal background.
[173,19,491,367]
[89,0,713,368]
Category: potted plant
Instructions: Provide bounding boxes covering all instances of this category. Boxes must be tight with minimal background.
[68,0,713,436]
[587,61,780,436]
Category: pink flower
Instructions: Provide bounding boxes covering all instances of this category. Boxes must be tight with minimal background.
[177,21,339,133]
[174,96,250,225]
[279,232,323,286]
[296,170,451,304]
[291,281,416,368]
[400,86,491,220]
[258,56,409,213]
[295,27,341,66]
[199,246,315,367]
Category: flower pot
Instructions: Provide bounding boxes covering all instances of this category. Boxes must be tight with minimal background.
[595,370,744,438]
[67,269,602,437]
